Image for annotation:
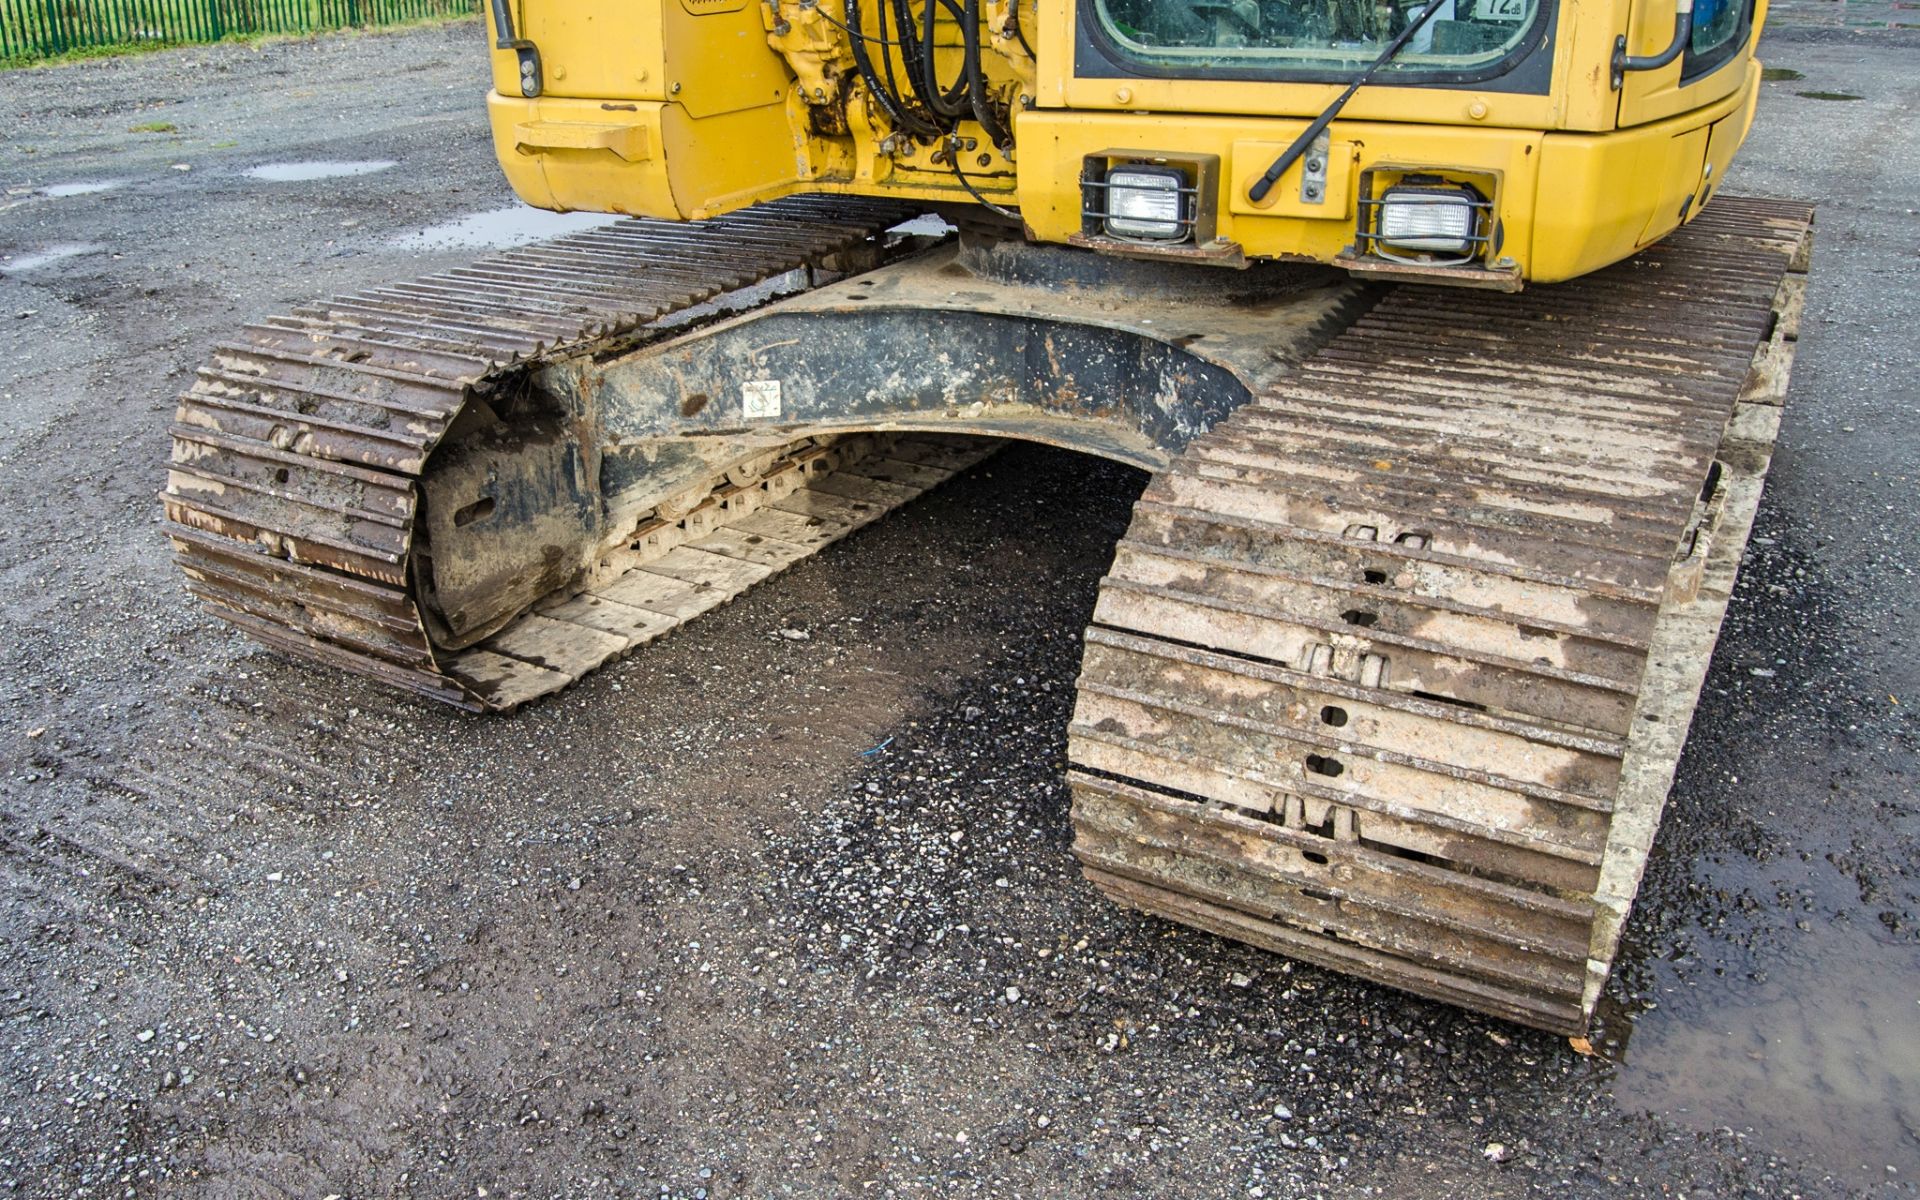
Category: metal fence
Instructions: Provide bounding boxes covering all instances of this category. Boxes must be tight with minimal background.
[0,0,478,62]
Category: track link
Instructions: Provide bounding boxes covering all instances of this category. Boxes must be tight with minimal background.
[1068,197,1815,1032]
[165,198,993,710]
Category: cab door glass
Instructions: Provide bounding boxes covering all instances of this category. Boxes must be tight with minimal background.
[1683,0,1752,77]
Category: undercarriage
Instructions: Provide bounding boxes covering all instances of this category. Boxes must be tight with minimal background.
[165,194,1812,1031]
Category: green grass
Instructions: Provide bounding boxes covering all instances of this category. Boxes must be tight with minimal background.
[1,12,475,70]
[0,0,478,67]
[128,120,178,133]
[1,40,177,69]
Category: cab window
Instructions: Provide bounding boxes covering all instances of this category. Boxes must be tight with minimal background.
[1092,0,1543,75]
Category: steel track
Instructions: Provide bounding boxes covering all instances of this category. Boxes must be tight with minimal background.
[164,197,993,710]
[1068,196,1815,1031]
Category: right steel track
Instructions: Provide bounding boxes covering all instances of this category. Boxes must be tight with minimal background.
[1067,196,1815,1033]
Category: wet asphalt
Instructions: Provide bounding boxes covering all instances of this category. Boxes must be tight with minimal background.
[0,16,1915,1200]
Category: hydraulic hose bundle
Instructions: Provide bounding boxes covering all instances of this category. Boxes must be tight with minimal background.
[839,0,1013,151]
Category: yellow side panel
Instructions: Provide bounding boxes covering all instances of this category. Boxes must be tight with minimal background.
[492,0,790,119]
[486,6,526,99]
[488,94,801,220]
[512,3,665,101]
[659,101,805,216]
[489,94,677,215]
[1530,70,1752,280]
[1635,125,1710,243]
[655,1,793,119]
[1704,64,1758,198]
[1695,66,1760,209]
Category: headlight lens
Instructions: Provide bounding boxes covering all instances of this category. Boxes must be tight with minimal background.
[1377,185,1478,254]
[1104,166,1188,241]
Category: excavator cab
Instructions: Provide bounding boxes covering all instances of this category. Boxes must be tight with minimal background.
[484,0,1768,286]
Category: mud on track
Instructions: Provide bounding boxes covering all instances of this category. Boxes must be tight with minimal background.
[1,18,1916,1200]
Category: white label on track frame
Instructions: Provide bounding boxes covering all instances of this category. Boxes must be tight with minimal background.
[741,379,782,419]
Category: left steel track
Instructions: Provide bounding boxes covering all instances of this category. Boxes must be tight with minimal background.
[163,197,996,710]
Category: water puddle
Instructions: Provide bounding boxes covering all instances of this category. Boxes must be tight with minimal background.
[390,205,624,252]
[1611,921,1920,1183]
[244,160,397,183]
[1797,91,1865,101]
[42,180,126,197]
[1,243,105,273]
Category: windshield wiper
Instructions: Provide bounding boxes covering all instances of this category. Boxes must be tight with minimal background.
[1246,0,1457,203]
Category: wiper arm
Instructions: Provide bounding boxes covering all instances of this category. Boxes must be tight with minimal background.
[1247,0,1456,203]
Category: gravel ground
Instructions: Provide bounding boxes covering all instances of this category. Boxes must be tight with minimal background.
[0,17,1915,1200]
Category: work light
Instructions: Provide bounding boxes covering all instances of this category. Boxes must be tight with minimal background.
[1104,166,1189,240]
[1376,185,1479,255]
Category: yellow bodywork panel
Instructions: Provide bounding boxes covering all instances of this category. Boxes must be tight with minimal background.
[491,0,789,115]
[1532,63,1757,278]
[492,95,805,217]
[484,0,1766,285]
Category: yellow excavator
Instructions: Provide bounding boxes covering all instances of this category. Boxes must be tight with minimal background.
[164,0,1812,1033]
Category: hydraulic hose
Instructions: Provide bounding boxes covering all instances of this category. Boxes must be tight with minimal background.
[846,0,941,137]
[891,0,941,115]
[962,0,1013,150]
[920,0,975,119]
